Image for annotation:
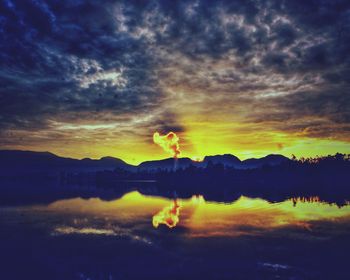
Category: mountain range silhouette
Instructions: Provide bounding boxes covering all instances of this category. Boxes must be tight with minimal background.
[0,150,289,174]
[0,150,349,206]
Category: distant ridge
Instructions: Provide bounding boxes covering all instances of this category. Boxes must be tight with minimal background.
[242,154,290,169]
[138,153,290,170]
[138,157,193,171]
[0,150,290,174]
[0,150,131,175]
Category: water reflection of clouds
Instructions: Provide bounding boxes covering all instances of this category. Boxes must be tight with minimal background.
[52,224,153,245]
[40,191,350,239]
[52,226,116,236]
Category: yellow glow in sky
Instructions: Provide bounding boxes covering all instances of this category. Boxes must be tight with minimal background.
[6,125,350,165]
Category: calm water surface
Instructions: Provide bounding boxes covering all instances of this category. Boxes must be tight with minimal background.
[1,191,350,279]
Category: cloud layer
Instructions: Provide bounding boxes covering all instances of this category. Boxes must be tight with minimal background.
[0,0,349,161]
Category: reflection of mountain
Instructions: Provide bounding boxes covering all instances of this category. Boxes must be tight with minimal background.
[2,191,350,280]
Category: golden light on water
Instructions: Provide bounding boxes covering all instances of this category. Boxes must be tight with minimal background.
[45,191,350,238]
[152,200,181,228]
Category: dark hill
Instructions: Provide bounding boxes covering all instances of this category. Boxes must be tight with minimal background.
[138,154,291,170]
[242,154,290,169]
[0,150,132,175]
[138,157,194,171]
[0,150,291,175]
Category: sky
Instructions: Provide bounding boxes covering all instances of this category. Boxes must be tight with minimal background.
[0,0,350,164]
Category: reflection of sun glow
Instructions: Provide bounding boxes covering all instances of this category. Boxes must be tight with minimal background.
[46,191,350,237]
[191,195,205,204]
[152,200,181,228]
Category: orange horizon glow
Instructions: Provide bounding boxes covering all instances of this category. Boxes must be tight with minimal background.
[3,129,350,165]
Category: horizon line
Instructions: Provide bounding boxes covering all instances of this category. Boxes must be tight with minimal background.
[1,148,349,166]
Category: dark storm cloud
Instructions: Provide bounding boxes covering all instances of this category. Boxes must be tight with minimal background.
[0,0,350,146]
[151,112,185,135]
[0,0,163,131]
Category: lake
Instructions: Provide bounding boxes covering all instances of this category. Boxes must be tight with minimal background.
[1,191,350,279]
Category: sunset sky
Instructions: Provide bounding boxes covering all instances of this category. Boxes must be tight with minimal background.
[0,0,350,164]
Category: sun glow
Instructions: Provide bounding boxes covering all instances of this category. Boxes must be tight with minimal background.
[191,156,204,162]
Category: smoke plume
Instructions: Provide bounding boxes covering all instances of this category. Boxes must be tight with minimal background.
[153,132,181,158]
